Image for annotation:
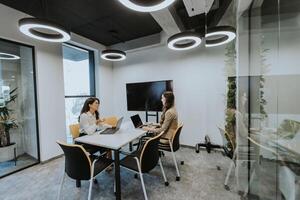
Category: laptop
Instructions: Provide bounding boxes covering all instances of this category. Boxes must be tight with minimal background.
[99,117,123,134]
[130,114,148,128]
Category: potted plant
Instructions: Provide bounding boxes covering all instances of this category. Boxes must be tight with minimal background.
[0,87,18,147]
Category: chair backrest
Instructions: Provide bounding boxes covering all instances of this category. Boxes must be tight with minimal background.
[57,140,91,180]
[103,116,118,127]
[171,123,183,152]
[217,127,228,147]
[69,124,80,139]
[140,132,164,173]
[217,126,234,159]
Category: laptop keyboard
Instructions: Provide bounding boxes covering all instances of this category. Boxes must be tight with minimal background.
[100,128,116,134]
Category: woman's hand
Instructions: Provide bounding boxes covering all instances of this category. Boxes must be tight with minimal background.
[142,126,154,132]
[100,117,105,122]
[96,118,105,125]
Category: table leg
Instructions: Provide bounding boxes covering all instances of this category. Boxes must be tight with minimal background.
[114,150,121,200]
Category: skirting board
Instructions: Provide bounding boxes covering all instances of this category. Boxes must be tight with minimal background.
[41,154,64,164]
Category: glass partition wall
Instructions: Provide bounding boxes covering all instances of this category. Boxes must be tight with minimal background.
[236,0,300,199]
[0,38,39,178]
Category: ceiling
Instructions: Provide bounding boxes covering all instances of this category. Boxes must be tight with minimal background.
[0,0,233,46]
[0,0,162,46]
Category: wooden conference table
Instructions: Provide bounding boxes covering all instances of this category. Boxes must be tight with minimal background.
[75,122,146,200]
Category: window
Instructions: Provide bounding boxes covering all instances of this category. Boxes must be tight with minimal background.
[62,44,95,142]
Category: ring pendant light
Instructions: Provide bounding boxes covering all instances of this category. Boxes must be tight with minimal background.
[0,53,20,60]
[19,18,71,43]
[101,50,126,61]
[118,0,176,12]
[205,26,236,47]
[167,32,202,51]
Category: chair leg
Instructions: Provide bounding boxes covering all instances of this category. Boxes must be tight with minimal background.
[114,178,116,194]
[243,161,257,197]
[224,150,236,190]
[134,157,148,200]
[57,172,65,200]
[88,177,93,200]
[224,161,235,190]
[76,180,81,188]
[88,160,97,200]
[169,140,180,181]
[158,158,169,186]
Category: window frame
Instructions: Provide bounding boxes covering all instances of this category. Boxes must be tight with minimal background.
[62,43,96,142]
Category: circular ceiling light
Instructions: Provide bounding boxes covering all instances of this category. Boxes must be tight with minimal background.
[205,26,236,47]
[19,18,71,43]
[167,32,202,51]
[118,0,176,12]
[0,53,20,60]
[101,50,126,61]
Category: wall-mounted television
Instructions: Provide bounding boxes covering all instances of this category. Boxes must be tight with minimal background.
[126,80,173,111]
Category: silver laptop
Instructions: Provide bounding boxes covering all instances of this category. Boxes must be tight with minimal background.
[99,117,123,134]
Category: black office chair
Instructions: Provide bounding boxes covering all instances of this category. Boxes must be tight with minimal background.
[158,123,184,181]
[120,132,168,200]
[56,141,113,200]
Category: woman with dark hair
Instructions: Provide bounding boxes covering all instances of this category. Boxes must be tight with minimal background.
[79,97,113,171]
[79,97,111,135]
[143,91,178,143]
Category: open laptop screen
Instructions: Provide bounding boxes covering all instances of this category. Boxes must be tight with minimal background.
[130,114,143,128]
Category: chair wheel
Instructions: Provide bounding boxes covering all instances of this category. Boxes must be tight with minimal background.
[93,179,98,184]
[216,166,221,170]
[181,161,184,165]
[224,185,230,191]
[165,182,169,186]
[134,174,138,179]
[176,176,180,181]
[196,150,199,153]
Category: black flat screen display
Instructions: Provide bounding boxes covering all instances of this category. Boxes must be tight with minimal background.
[126,80,173,111]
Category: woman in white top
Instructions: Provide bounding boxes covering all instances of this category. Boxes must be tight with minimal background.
[79,97,110,135]
[78,97,113,171]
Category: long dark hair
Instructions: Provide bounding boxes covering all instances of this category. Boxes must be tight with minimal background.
[160,91,175,124]
[79,97,100,121]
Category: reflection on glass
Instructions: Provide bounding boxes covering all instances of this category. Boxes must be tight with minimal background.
[0,39,39,178]
[237,0,300,199]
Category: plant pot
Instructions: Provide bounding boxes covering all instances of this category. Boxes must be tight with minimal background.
[0,142,16,162]
[0,127,11,147]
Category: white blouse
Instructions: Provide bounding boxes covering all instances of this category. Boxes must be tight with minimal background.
[79,112,110,135]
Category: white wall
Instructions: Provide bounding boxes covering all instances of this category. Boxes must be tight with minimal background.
[113,45,227,146]
[0,4,113,161]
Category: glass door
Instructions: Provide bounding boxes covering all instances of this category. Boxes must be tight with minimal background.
[0,38,39,178]
[237,0,300,199]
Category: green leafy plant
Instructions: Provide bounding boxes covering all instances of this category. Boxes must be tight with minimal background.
[0,88,18,147]
[278,119,300,139]
[224,42,237,153]
[259,40,270,120]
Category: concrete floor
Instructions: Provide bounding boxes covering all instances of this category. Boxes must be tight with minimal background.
[0,148,241,200]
